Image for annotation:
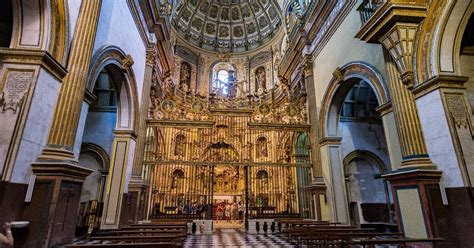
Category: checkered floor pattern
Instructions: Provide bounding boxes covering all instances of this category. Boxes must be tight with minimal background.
[183,228,294,247]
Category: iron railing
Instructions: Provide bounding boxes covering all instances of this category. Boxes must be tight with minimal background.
[357,0,385,25]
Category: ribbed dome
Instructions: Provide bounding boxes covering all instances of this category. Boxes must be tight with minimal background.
[172,0,282,53]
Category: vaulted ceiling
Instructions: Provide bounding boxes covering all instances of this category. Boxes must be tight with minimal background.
[172,0,283,53]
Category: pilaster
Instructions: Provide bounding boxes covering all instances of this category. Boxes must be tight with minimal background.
[101,130,137,229]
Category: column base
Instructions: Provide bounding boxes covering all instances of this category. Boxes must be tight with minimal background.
[383,168,441,239]
[20,161,92,247]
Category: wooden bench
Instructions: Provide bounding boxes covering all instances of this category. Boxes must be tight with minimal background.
[65,242,181,248]
[107,229,187,236]
[89,234,186,243]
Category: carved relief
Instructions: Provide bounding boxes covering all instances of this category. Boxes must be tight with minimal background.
[445,93,471,130]
[0,70,33,113]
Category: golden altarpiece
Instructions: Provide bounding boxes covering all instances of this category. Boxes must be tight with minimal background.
[142,62,313,221]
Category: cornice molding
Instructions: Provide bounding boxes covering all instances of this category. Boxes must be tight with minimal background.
[0,48,67,80]
[319,136,342,146]
[412,75,469,99]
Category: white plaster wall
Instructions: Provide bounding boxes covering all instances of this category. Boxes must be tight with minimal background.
[78,152,102,203]
[312,5,387,105]
[67,0,82,44]
[123,139,136,193]
[416,90,464,187]
[73,101,90,159]
[11,68,61,183]
[339,121,390,169]
[382,113,402,171]
[93,0,146,102]
[81,111,117,156]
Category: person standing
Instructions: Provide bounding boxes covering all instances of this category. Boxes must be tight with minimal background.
[216,203,224,222]
[0,222,13,247]
[238,201,244,223]
[224,202,231,222]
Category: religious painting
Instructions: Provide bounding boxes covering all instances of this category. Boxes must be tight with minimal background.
[161,100,175,112]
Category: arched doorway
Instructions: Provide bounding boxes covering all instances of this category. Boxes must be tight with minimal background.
[319,63,395,225]
[76,67,119,234]
[343,151,393,228]
[76,47,139,230]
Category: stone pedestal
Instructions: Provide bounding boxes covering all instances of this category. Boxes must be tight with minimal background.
[20,161,92,248]
[383,169,442,239]
[247,219,274,234]
[307,182,327,221]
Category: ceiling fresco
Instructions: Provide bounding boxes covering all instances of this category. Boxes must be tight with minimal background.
[172,0,282,53]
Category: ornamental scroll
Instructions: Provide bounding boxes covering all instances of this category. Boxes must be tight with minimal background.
[0,70,33,113]
[444,93,472,131]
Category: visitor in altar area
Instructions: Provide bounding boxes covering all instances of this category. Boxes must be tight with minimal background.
[231,202,238,222]
[216,202,224,222]
[238,202,244,223]
[224,201,231,222]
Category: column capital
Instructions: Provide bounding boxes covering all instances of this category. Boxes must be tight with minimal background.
[146,48,157,67]
[379,23,419,88]
[301,56,313,77]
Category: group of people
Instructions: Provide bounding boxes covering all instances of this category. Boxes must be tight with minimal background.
[215,201,244,222]
[177,202,210,219]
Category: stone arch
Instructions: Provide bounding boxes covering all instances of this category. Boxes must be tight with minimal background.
[342,150,387,175]
[86,46,139,132]
[342,150,392,225]
[319,62,389,139]
[10,0,69,63]
[80,142,110,170]
[421,1,474,78]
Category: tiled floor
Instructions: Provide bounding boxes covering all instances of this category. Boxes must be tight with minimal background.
[183,228,294,247]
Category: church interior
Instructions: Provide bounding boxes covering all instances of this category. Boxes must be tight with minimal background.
[0,0,473,247]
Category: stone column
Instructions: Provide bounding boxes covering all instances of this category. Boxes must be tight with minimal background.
[382,47,441,239]
[128,48,156,222]
[301,56,327,220]
[26,1,102,246]
[39,0,103,160]
[382,48,433,168]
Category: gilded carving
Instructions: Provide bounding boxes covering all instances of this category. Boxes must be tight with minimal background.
[121,54,134,70]
[332,67,344,83]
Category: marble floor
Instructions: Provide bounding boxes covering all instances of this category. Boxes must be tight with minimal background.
[183,228,294,247]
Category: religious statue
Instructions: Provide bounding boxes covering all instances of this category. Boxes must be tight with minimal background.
[255,67,266,92]
[179,62,191,90]
[256,137,268,158]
